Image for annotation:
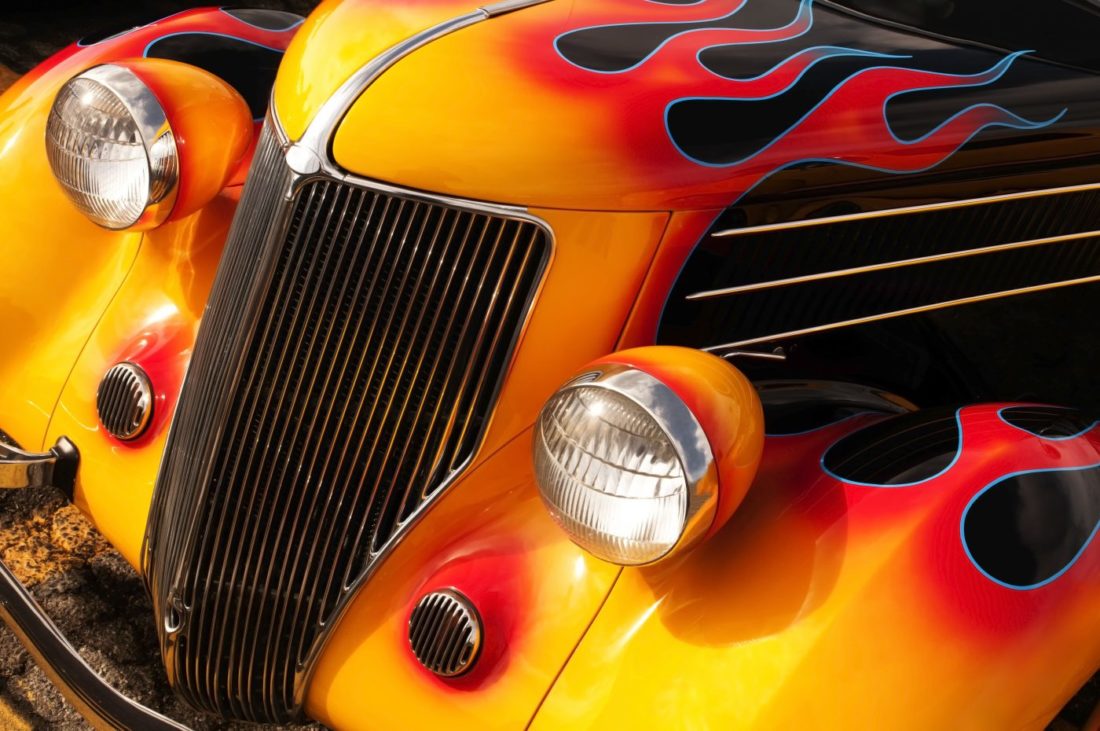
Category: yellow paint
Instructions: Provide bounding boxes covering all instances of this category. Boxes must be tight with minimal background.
[306,430,621,731]
[46,191,236,568]
[0,54,140,450]
[273,0,480,141]
[530,450,1100,730]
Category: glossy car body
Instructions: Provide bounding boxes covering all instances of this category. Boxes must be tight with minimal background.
[0,1,1096,728]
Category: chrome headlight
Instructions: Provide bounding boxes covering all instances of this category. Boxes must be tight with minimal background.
[533,364,718,565]
[46,64,178,230]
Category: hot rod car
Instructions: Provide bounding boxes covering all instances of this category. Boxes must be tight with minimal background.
[0,0,1097,728]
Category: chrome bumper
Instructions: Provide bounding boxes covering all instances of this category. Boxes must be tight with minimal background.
[0,437,78,493]
[0,434,190,730]
[0,558,188,730]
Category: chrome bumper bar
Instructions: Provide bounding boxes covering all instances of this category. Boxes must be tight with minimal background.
[0,557,188,730]
[0,434,190,729]
[0,437,79,494]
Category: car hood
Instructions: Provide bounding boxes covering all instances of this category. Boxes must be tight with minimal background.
[274,0,1100,212]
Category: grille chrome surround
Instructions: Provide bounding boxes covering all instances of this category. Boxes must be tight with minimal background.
[96,363,153,441]
[408,589,482,677]
[143,120,551,722]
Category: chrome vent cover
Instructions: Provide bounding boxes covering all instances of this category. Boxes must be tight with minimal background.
[96,362,153,441]
[408,589,482,677]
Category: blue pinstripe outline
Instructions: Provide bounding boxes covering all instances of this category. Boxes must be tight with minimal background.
[142,31,289,121]
[142,30,290,57]
[664,50,1059,170]
[961,462,1100,590]
[996,407,1100,441]
[697,44,907,83]
[820,408,964,488]
[553,0,813,75]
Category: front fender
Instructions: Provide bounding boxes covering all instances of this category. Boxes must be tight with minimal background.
[533,404,1100,729]
[0,7,300,450]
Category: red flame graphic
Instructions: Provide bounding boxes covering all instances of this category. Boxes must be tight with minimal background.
[522,0,1061,205]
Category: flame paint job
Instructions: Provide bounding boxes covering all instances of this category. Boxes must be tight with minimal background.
[963,463,1099,590]
[532,404,1100,729]
[45,192,236,567]
[1,1,1096,728]
[308,430,621,731]
[44,195,667,727]
[26,7,299,94]
[328,0,1100,211]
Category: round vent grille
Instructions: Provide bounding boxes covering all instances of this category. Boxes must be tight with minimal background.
[97,362,153,441]
[408,589,482,677]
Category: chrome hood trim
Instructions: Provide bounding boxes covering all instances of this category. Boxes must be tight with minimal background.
[283,0,553,178]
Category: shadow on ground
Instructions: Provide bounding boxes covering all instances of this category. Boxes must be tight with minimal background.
[0,488,326,730]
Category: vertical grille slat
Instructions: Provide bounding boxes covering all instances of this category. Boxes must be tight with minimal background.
[144,122,550,723]
[195,179,335,712]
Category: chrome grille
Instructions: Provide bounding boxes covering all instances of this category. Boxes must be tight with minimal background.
[144,122,550,722]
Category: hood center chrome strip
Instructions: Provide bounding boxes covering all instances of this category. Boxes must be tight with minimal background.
[286,0,553,177]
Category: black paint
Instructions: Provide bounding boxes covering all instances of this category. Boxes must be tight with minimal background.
[664,0,1071,167]
[829,0,1100,75]
[1001,406,1096,439]
[658,187,1100,352]
[823,408,959,485]
[145,33,285,119]
[668,49,1007,166]
[556,0,807,73]
[963,465,1100,587]
[758,380,909,435]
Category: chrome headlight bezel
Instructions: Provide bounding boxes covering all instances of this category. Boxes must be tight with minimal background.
[533,363,719,566]
[45,63,179,230]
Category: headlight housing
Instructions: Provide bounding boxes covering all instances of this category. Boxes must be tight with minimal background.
[46,64,178,230]
[533,348,764,566]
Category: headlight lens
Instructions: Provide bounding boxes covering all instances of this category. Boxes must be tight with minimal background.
[46,64,178,230]
[533,366,717,565]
